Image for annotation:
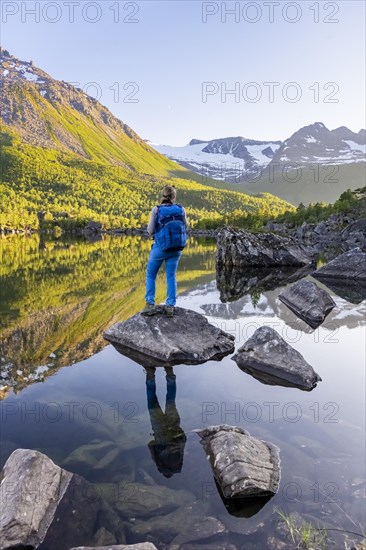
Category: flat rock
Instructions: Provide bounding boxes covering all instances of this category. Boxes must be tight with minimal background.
[0,449,125,550]
[103,307,235,367]
[216,227,316,269]
[278,279,336,328]
[313,247,366,281]
[232,326,321,391]
[196,425,280,499]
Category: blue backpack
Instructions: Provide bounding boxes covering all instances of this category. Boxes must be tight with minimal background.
[154,203,187,252]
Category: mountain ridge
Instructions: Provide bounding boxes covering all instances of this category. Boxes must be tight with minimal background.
[152,121,365,183]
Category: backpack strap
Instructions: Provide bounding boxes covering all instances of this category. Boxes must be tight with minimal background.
[154,205,160,233]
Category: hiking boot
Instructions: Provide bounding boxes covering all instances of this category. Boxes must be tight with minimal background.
[164,305,175,317]
[141,303,159,316]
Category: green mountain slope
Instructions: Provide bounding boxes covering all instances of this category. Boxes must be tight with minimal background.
[0,50,294,230]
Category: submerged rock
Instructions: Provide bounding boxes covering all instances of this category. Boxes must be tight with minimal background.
[232,326,321,391]
[104,307,235,367]
[0,449,125,550]
[98,481,193,518]
[196,425,280,499]
[278,279,336,328]
[128,500,226,546]
[216,227,316,269]
[313,247,366,281]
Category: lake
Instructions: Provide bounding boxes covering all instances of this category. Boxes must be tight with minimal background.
[0,234,365,549]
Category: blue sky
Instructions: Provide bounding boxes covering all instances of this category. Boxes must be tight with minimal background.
[2,0,365,145]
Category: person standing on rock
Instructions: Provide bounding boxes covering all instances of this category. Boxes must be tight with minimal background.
[142,185,189,317]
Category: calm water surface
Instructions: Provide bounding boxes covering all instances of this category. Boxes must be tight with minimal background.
[1,235,365,549]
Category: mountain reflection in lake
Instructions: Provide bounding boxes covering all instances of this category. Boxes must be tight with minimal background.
[0,235,365,549]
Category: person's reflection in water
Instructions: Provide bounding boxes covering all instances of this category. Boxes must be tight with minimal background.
[145,366,186,478]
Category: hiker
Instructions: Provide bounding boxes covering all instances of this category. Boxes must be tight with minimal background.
[142,185,189,317]
[145,366,187,478]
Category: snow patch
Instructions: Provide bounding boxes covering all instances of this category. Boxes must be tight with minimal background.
[15,64,39,82]
[344,140,366,154]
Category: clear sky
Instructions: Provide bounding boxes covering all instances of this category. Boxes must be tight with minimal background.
[2,0,365,145]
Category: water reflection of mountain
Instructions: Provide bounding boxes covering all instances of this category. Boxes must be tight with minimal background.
[0,235,216,396]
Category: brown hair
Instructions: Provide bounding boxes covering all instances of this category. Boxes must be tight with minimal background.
[160,185,177,204]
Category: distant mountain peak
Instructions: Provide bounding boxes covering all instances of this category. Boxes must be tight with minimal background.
[189,139,208,146]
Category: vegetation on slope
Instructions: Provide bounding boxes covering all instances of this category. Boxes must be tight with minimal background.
[0,126,294,231]
[195,187,366,231]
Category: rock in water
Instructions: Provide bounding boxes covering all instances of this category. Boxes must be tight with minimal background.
[196,425,280,498]
[0,449,125,550]
[232,326,321,391]
[313,247,366,281]
[278,279,336,328]
[103,307,235,366]
[216,227,316,268]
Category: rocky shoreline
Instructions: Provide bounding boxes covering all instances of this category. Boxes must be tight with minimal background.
[2,209,364,245]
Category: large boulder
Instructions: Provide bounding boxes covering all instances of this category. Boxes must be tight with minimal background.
[232,326,321,391]
[341,219,366,246]
[216,227,316,269]
[103,308,235,367]
[313,247,366,281]
[196,425,280,499]
[0,449,125,550]
[278,279,336,328]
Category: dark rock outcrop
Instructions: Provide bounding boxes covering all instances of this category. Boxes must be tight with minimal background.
[232,326,321,391]
[82,220,103,234]
[217,227,316,269]
[278,279,336,328]
[313,247,366,281]
[0,449,125,550]
[196,425,280,498]
[104,307,235,367]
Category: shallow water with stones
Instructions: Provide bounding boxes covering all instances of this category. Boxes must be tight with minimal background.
[0,235,365,549]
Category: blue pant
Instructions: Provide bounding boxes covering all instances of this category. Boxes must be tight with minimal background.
[145,243,182,306]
